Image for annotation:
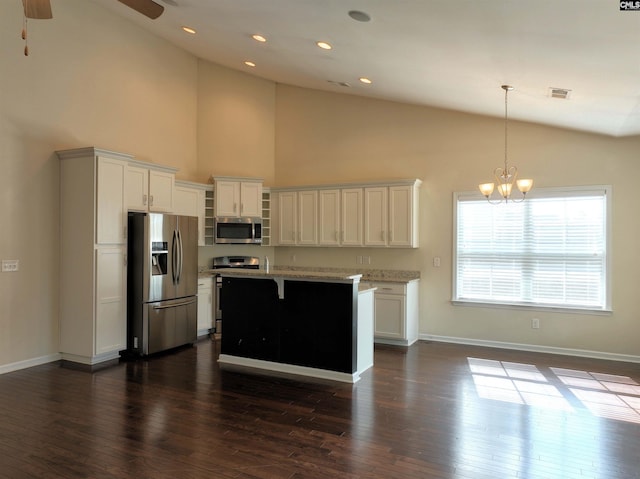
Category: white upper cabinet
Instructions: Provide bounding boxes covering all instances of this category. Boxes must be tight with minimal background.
[364,187,388,247]
[275,191,297,245]
[388,185,416,247]
[271,179,420,248]
[214,177,263,217]
[174,181,210,246]
[125,162,176,213]
[318,189,341,246]
[341,188,363,246]
[96,156,127,245]
[273,190,318,246]
[297,190,318,245]
[364,183,420,248]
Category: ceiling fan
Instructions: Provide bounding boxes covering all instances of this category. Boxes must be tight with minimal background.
[22,0,165,20]
[21,0,164,55]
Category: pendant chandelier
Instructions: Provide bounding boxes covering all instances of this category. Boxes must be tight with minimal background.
[478,85,533,203]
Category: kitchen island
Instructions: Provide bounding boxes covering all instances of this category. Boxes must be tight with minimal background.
[214,269,374,383]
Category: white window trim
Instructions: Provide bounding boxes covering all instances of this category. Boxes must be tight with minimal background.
[452,185,613,313]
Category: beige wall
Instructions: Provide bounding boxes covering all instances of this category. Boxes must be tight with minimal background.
[274,85,640,357]
[197,61,276,186]
[0,0,198,368]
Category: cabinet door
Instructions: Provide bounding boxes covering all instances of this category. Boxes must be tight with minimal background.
[96,157,126,245]
[388,185,415,247]
[374,293,405,339]
[95,246,126,355]
[319,189,341,246]
[364,187,388,246]
[297,190,318,245]
[341,188,363,246]
[125,165,149,212]
[149,170,174,212]
[197,279,212,334]
[240,182,262,217]
[215,180,240,216]
[174,185,199,216]
[277,191,297,245]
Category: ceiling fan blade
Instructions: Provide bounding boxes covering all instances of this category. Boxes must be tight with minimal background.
[117,0,164,19]
[22,0,53,19]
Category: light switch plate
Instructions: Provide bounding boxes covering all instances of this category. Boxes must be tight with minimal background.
[1,260,19,272]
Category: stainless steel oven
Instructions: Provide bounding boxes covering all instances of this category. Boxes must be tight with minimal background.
[212,256,260,334]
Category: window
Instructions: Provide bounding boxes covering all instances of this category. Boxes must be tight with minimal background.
[453,186,611,311]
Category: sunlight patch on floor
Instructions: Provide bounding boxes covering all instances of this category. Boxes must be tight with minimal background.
[468,358,640,424]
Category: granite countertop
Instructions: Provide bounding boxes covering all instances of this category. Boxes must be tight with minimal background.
[207,268,362,283]
[200,265,420,283]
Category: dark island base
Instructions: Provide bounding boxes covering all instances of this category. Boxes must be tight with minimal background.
[220,276,366,382]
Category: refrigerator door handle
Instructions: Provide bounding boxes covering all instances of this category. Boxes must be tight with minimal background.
[152,298,197,310]
[177,229,183,284]
[172,230,178,284]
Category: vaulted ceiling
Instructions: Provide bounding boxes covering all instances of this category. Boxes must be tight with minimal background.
[88,0,640,137]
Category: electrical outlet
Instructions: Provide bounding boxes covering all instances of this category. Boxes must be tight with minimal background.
[531,318,540,329]
[365,256,371,264]
[356,255,363,264]
[433,256,441,267]
[1,260,19,272]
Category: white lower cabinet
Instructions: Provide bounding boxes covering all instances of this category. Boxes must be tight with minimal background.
[197,277,213,336]
[95,246,127,355]
[371,280,419,346]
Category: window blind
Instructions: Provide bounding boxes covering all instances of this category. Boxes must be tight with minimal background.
[454,187,609,310]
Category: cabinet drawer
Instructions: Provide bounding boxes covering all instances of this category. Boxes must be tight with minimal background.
[371,282,406,295]
[198,276,213,289]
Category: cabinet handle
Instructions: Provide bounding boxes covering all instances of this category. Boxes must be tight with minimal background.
[335,231,339,242]
[143,194,147,206]
[123,226,127,239]
[381,230,385,241]
[241,203,244,215]
[124,254,127,266]
[149,195,154,206]
[234,203,237,213]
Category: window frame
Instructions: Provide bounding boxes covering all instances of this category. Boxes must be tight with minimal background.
[452,185,613,314]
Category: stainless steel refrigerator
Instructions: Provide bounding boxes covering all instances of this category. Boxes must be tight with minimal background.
[127,212,198,356]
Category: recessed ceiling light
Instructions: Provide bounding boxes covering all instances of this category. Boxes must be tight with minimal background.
[182,26,196,34]
[359,77,372,84]
[244,61,256,67]
[348,10,371,22]
[252,34,267,43]
[316,41,332,50]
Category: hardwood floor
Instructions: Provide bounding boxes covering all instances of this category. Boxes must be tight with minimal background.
[1,339,640,478]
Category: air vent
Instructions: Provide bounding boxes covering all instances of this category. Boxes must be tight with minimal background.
[549,87,571,100]
[327,80,351,88]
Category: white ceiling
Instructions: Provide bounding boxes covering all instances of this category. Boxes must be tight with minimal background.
[87,0,640,137]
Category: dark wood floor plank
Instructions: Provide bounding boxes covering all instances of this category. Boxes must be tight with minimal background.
[1,339,640,478]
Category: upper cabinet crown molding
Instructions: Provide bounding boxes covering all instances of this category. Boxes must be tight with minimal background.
[56,147,134,163]
[271,178,422,193]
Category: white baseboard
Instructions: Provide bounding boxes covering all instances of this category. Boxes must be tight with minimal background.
[420,334,640,364]
[0,353,61,375]
[218,354,363,383]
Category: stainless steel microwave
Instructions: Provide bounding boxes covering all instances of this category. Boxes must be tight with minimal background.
[214,217,262,244]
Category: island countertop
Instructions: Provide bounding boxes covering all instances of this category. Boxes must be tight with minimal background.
[206,268,362,283]
[201,266,419,283]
